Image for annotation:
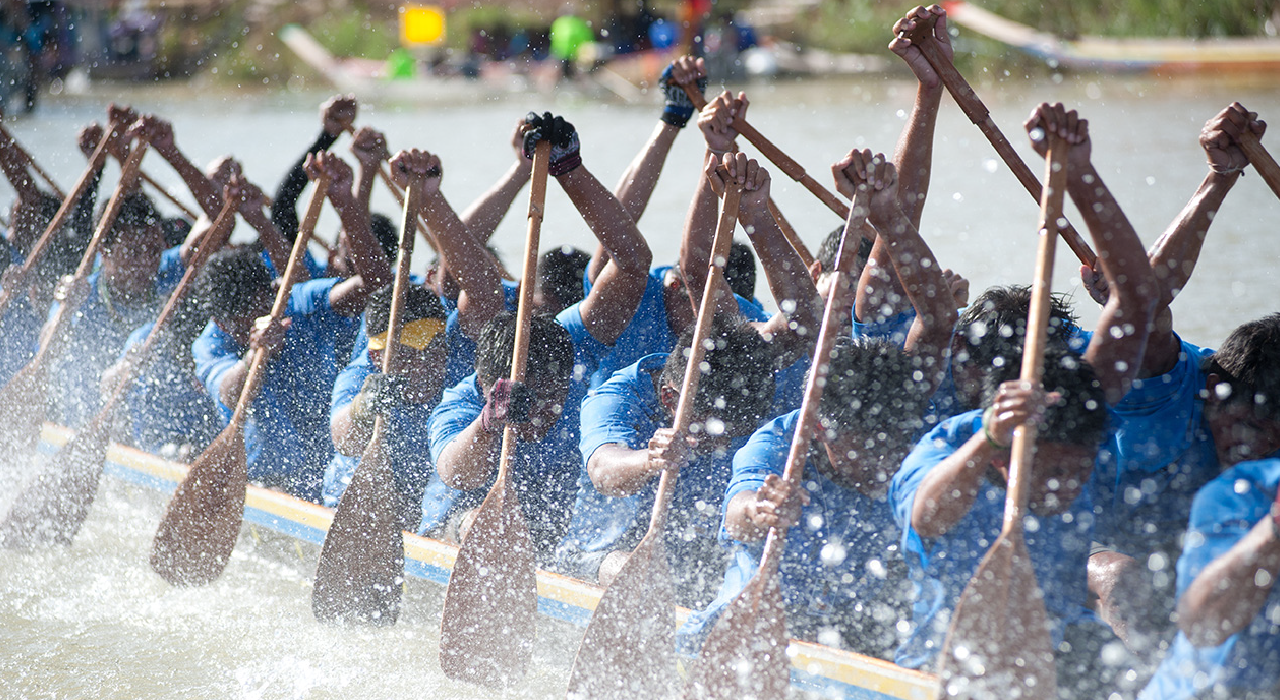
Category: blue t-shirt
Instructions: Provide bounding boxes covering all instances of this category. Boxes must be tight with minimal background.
[418,301,610,558]
[853,307,916,347]
[48,245,185,428]
[555,352,741,602]
[192,277,348,502]
[889,409,1096,669]
[1139,458,1280,700]
[1093,337,1220,558]
[676,409,902,654]
[118,321,219,455]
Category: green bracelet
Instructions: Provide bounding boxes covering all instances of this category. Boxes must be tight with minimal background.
[982,406,1008,450]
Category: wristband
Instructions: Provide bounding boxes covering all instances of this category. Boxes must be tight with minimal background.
[982,405,1008,450]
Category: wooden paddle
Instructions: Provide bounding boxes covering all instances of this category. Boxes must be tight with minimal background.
[311,178,423,625]
[899,15,1097,269]
[1239,130,1280,200]
[0,195,238,548]
[0,128,112,319]
[437,139,549,687]
[683,182,874,700]
[0,120,66,200]
[140,171,200,220]
[564,163,746,700]
[679,79,829,262]
[150,175,330,587]
[932,134,1069,700]
[0,139,149,459]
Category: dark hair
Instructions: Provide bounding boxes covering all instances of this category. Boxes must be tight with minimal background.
[537,245,590,312]
[364,283,447,337]
[369,212,399,261]
[659,314,775,435]
[99,192,161,249]
[818,338,933,457]
[475,311,576,388]
[815,226,845,270]
[196,246,273,320]
[725,240,756,301]
[1203,313,1280,420]
[981,347,1108,447]
[162,216,192,249]
[953,285,1080,375]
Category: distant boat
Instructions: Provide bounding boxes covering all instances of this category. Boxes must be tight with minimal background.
[942,0,1280,73]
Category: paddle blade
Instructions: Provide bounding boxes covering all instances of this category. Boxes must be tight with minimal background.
[150,426,248,586]
[934,534,1057,700]
[312,437,405,625]
[565,534,677,699]
[0,363,48,458]
[438,478,537,687]
[683,572,789,700]
[0,422,110,548]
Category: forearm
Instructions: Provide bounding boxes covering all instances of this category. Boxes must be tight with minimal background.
[272,130,339,239]
[678,158,721,295]
[216,357,252,410]
[1068,164,1154,303]
[876,208,957,363]
[1148,170,1238,309]
[69,165,105,240]
[460,160,532,245]
[893,83,944,228]
[1179,518,1280,647]
[244,210,298,279]
[0,134,39,200]
[724,490,767,543]
[614,121,680,223]
[742,207,822,363]
[331,404,375,456]
[911,433,996,539]
[421,191,504,338]
[558,166,652,276]
[154,144,221,218]
[434,421,502,491]
[586,444,660,497]
[354,164,377,211]
[331,196,390,290]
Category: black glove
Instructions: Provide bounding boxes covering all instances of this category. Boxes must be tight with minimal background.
[523,111,582,176]
[659,64,705,128]
[479,378,535,432]
[351,372,402,422]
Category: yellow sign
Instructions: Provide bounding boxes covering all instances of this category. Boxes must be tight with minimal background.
[401,5,445,46]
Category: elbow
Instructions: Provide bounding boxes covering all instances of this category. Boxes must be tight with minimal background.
[1177,597,1241,648]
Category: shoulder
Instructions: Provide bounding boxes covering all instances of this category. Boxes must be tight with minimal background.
[891,410,983,502]
[1189,458,1280,532]
[289,276,342,315]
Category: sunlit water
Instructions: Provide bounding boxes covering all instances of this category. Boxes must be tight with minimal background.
[2,71,1279,698]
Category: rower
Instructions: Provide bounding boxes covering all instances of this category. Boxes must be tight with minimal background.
[554,154,821,606]
[419,112,653,560]
[889,105,1157,696]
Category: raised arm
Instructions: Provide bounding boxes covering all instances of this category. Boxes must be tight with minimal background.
[349,126,390,212]
[271,94,355,241]
[0,120,41,203]
[1178,503,1280,648]
[396,149,505,339]
[839,149,956,390]
[458,118,533,244]
[1027,103,1158,405]
[306,152,390,315]
[136,115,222,218]
[1133,103,1265,377]
[528,113,652,345]
[236,175,300,280]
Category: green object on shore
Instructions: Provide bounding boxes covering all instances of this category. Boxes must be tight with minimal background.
[550,15,592,61]
[387,48,415,79]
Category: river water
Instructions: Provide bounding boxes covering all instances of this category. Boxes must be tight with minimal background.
[2,71,1279,698]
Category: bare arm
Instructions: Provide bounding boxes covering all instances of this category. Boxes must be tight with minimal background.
[308,153,390,315]
[349,126,390,212]
[138,115,223,218]
[0,127,40,201]
[1178,517,1280,647]
[434,404,503,491]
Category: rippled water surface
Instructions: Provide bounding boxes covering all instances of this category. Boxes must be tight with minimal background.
[2,71,1279,698]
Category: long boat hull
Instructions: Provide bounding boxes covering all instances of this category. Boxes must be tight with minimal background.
[37,423,938,699]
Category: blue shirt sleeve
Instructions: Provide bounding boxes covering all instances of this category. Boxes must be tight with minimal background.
[427,374,485,464]
[578,367,655,465]
[721,412,796,540]
[191,321,239,419]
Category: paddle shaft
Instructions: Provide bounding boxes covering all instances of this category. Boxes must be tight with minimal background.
[0,121,66,200]
[646,177,744,536]
[0,130,112,318]
[140,171,200,220]
[901,17,1097,268]
[1003,135,1070,534]
[1239,130,1280,200]
[496,140,551,483]
[679,80,840,256]
[227,175,330,431]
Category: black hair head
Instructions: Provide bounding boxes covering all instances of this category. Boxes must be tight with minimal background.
[162,216,192,249]
[659,314,775,435]
[818,337,933,446]
[953,284,1080,374]
[724,240,757,301]
[981,346,1109,447]
[98,192,162,250]
[475,311,576,389]
[369,212,399,262]
[815,225,845,270]
[364,283,447,337]
[537,245,591,312]
[1204,313,1280,420]
[195,246,273,320]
